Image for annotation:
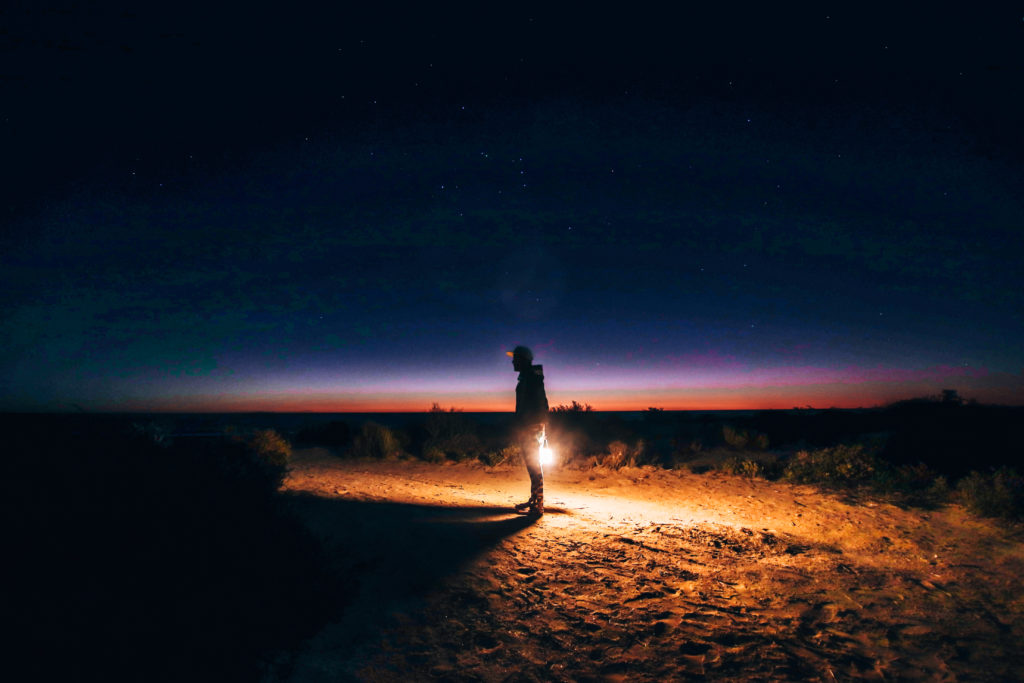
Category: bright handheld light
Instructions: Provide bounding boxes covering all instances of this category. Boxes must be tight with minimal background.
[537,429,555,466]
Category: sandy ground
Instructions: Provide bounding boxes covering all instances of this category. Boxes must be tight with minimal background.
[274,448,1024,682]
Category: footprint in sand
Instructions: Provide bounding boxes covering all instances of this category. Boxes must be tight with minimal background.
[649,620,673,637]
[472,632,501,653]
[679,641,712,655]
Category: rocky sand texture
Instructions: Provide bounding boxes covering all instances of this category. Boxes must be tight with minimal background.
[276,449,1024,682]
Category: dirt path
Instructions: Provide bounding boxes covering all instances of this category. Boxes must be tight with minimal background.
[276,449,1024,682]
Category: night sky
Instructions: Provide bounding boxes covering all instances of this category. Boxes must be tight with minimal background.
[3,4,1023,412]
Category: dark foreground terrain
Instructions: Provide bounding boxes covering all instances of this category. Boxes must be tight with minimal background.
[7,405,1023,681]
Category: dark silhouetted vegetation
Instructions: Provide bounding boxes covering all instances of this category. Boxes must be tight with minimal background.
[782,444,880,485]
[280,397,1018,513]
[160,392,1023,526]
[351,421,409,460]
[421,404,486,462]
[722,425,770,450]
[720,455,766,479]
[8,415,347,682]
[552,401,594,414]
[957,467,1024,521]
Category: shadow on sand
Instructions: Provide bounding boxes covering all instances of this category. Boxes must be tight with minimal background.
[9,426,541,681]
[273,494,543,676]
[287,494,537,605]
[7,416,548,682]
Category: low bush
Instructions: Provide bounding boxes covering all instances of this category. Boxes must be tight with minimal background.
[351,422,408,459]
[668,439,704,468]
[723,425,769,450]
[434,432,485,461]
[782,443,879,486]
[240,428,293,488]
[548,401,632,462]
[8,416,344,682]
[247,428,292,465]
[423,446,447,463]
[957,467,1024,521]
[720,455,764,478]
[421,404,486,462]
[478,446,521,467]
[872,462,951,508]
[551,401,594,416]
[595,439,663,469]
[602,440,632,469]
[637,437,674,467]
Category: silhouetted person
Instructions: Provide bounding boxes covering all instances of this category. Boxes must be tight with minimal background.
[508,345,548,516]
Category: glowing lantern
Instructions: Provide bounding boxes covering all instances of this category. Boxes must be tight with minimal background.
[538,430,555,466]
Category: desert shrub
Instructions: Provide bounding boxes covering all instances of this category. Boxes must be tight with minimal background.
[551,400,594,415]
[723,425,769,450]
[957,468,1024,521]
[549,402,646,462]
[669,438,704,467]
[421,405,484,461]
[351,422,407,459]
[247,429,292,466]
[783,443,879,485]
[478,446,520,467]
[631,439,652,467]
[549,402,601,459]
[871,462,951,507]
[720,456,764,478]
[906,473,951,508]
[596,440,658,469]
[434,432,485,461]
[602,440,631,468]
[423,446,447,464]
[8,416,343,682]
[723,425,748,449]
[232,428,293,490]
[642,407,671,424]
[632,437,673,467]
[477,450,501,466]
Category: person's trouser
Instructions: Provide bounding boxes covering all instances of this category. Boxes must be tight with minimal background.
[520,425,544,503]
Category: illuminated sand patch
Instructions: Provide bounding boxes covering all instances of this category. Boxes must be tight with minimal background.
[277,451,1024,681]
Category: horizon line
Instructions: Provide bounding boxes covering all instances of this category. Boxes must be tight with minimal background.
[5,402,1021,415]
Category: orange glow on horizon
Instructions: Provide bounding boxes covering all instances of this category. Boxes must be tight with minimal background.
[100,374,1024,413]
[109,390,887,413]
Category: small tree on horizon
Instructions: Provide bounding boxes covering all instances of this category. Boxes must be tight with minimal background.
[941,389,964,405]
[552,401,593,414]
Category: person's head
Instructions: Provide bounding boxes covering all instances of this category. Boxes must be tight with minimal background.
[507,345,533,372]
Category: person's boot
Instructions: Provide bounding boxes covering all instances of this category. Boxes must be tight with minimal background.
[514,497,534,513]
[527,497,544,517]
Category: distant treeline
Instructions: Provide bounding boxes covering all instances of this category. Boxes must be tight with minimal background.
[14,399,1018,478]
[274,400,1024,478]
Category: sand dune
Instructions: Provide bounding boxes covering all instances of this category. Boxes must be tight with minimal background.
[276,449,1024,681]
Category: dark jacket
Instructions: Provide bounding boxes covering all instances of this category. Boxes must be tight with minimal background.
[515,364,549,426]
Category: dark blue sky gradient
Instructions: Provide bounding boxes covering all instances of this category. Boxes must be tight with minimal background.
[2,4,1022,410]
